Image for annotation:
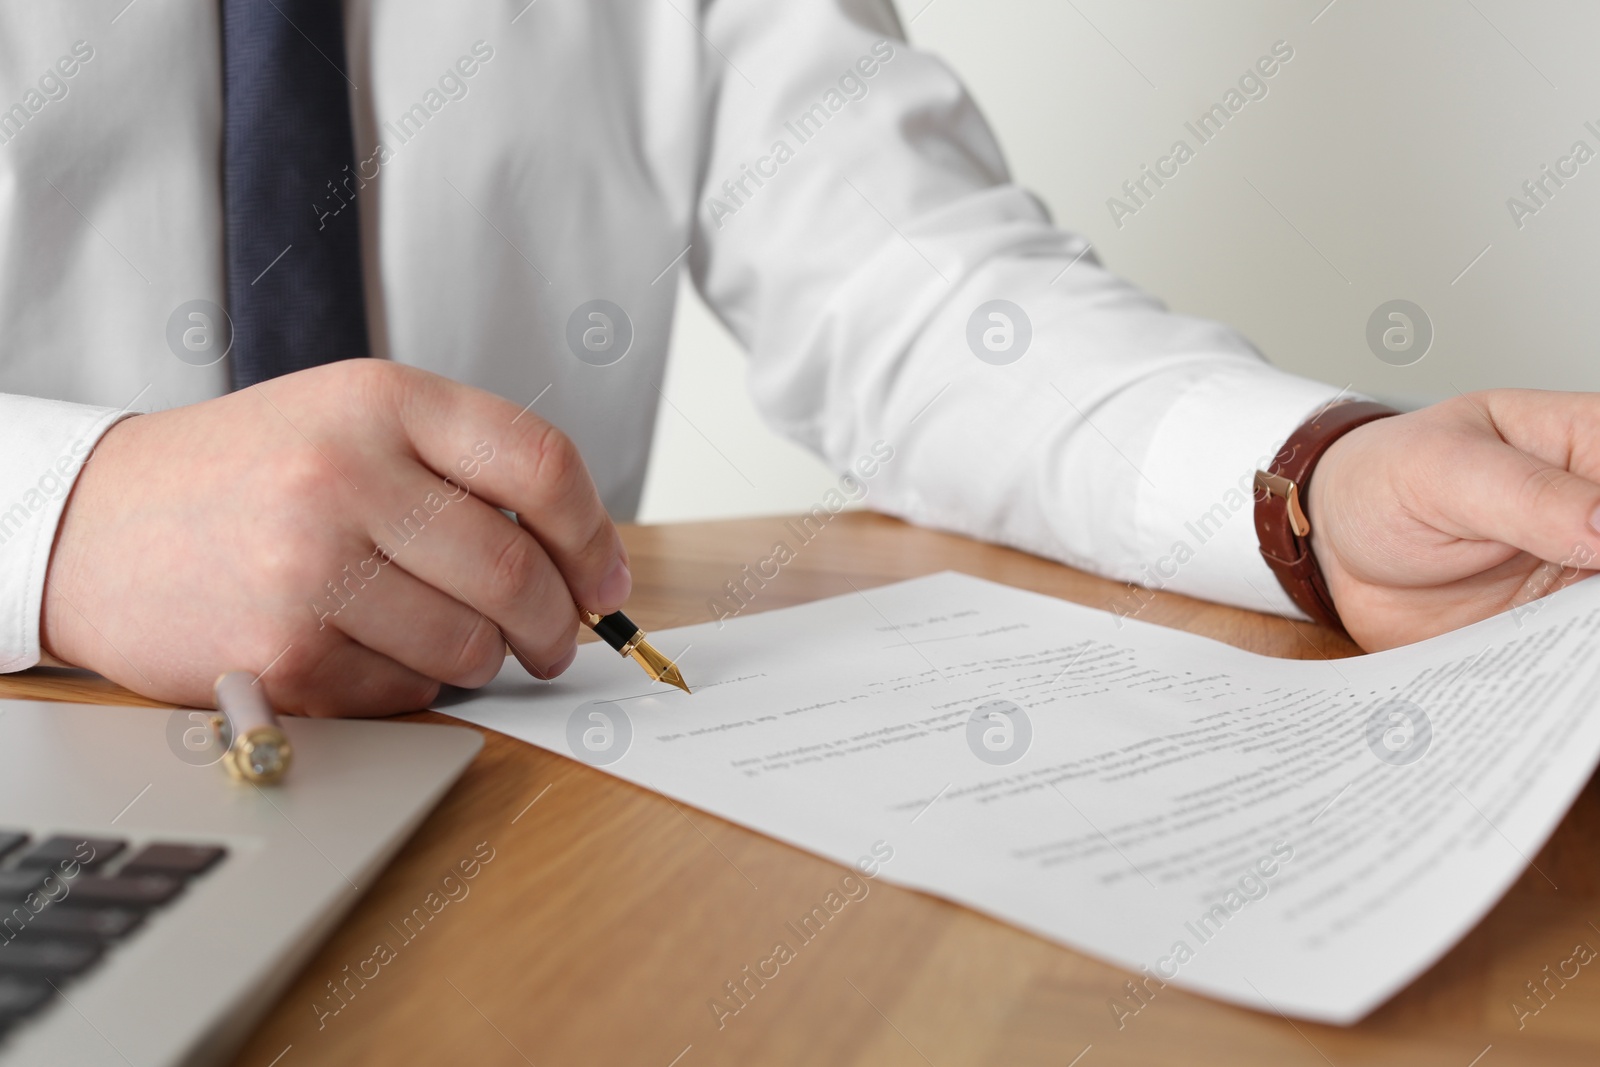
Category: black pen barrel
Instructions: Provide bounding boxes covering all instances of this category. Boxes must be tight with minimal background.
[591,610,639,653]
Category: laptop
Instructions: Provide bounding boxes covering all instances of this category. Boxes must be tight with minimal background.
[0,695,483,1066]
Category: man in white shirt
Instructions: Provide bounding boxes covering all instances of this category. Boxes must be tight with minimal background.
[3,3,1595,715]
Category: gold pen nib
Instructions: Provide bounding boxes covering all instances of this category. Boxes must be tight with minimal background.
[628,637,691,694]
[579,607,691,694]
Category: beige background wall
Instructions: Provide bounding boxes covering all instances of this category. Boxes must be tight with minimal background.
[638,0,1599,523]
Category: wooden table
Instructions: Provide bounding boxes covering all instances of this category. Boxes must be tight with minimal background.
[9,513,1598,1065]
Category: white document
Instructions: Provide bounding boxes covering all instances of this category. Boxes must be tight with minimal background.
[439,571,1600,1023]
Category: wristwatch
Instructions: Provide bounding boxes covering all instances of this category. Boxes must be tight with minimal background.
[1253,400,1399,630]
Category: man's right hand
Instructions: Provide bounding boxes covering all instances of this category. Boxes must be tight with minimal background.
[41,360,631,716]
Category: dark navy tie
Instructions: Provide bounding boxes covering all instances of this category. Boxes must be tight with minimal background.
[220,0,370,389]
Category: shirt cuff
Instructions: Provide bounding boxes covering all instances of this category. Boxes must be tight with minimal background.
[0,395,135,672]
[1133,365,1355,619]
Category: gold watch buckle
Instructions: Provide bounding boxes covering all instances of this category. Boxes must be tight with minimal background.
[1254,470,1311,538]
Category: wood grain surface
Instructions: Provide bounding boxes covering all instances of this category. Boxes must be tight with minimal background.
[6,512,1596,1066]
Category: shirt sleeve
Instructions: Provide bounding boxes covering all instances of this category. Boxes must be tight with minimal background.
[686,0,1347,619]
[0,395,133,671]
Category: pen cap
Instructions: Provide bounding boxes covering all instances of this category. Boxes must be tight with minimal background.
[215,671,276,734]
[214,671,292,784]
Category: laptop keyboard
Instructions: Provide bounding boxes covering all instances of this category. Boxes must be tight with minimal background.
[0,831,227,1039]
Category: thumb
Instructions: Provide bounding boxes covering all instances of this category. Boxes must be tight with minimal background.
[1439,435,1600,570]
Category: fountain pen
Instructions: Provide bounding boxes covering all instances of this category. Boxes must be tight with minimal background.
[580,609,691,693]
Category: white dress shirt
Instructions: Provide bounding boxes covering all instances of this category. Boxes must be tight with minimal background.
[0,1,1345,672]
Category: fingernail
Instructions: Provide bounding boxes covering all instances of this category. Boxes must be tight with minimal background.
[1590,504,1600,534]
[545,644,578,678]
[598,558,632,607]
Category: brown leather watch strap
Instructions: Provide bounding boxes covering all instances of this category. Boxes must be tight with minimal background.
[1253,400,1399,629]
